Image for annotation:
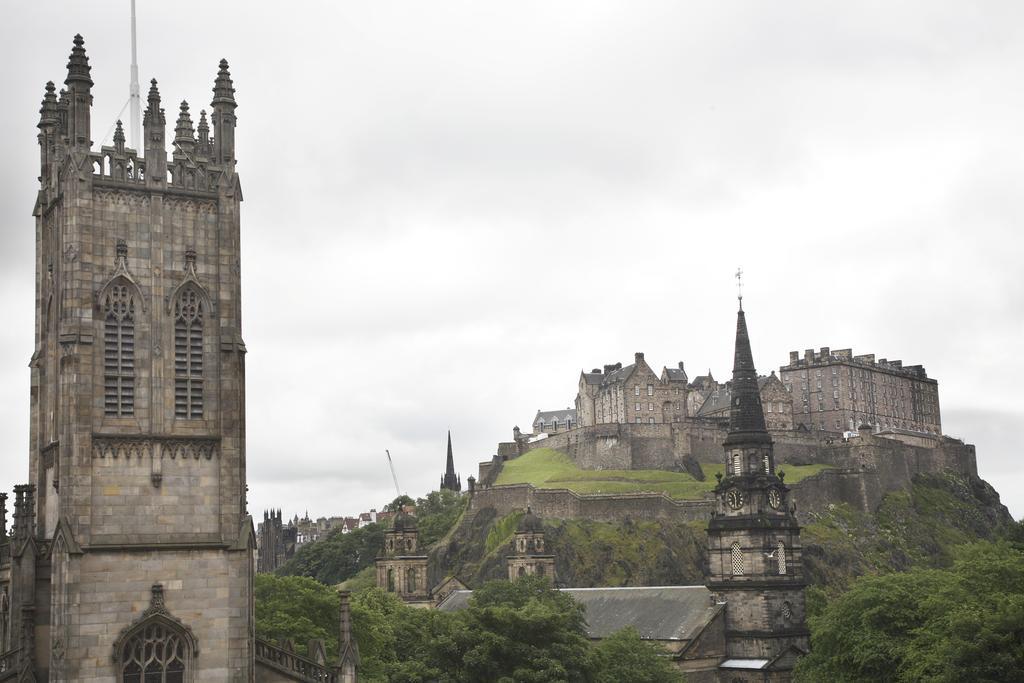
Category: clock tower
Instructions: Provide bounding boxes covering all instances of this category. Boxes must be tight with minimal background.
[706,302,809,673]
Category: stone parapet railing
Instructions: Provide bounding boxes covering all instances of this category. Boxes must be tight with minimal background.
[255,638,337,683]
[0,648,21,680]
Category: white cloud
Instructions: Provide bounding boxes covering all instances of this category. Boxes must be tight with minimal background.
[1,1,1021,522]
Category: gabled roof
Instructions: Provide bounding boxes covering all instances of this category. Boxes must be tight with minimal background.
[534,409,577,424]
[581,371,604,385]
[602,363,636,386]
[437,585,717,642]
[663,367,688,382]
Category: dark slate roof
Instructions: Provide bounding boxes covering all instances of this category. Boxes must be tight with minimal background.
[663,367,688,382]
[437,586,716,642]
[534,409,577,425]
[582,372,604,385]
[602,363,635,385]
[696,385,732,417]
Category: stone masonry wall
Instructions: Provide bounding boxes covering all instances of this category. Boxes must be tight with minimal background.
[62,547,252,682]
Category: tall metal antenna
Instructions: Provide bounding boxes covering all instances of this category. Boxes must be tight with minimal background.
[735,267,744,310]
[129,0,141,149]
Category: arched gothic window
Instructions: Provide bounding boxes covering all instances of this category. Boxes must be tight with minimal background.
[174,289,203,419]
[536,563,546,577]
[763,454,771,473]
[406,568,417,593]
[777,541,787,575]
[387,568,395,592]
[120,621,189,683]
[114,586,197,683]
[103,284,136,416]
[517,566,526,578]
[730,542,744,575]
[732,453,741,476]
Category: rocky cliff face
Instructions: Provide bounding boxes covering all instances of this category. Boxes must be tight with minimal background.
[435,472,1014,591]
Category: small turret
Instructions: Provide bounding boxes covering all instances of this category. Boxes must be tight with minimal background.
[211,59,237,167]
[143,79,167,183]
[196,109,211,158]
[64,34,93,149]
[37,81,59,183]
[113,119,126,155]
[173,101,196,157]
[0,492,8,540]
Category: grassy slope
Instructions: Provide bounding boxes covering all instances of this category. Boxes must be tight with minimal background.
[495,447,831,499]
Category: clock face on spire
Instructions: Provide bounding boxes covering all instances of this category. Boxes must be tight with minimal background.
[726,488,744,510]
[768,488,781,510]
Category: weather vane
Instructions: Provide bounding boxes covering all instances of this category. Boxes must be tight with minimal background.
[735,267,744,310]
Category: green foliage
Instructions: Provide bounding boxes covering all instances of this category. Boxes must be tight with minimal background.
[277,523,384,585]
[254,574,338,656]
[485,511,525,555]
[337,565,377,593]
[496,447,829,499]
[801,473,1015,593]
[250,577,681,683]
[795,540,1024,683]
[385,495,415,512]
[589,627,684,683]
[278,490,465,587]
[548,518,706,587]
[415,489,468,547]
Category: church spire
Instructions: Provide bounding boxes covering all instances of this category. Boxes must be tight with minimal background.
[440,430,461,492]
[723,306,770,448]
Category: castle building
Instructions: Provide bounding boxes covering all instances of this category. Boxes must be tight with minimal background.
[375,512,430,606]
[780,347,941,434]
[0,36,259,681]
[532,408,577,434]
[505,508,556,583]
[576,353,689,426]
[706,303,808,675]
[694,372,794,432]
[440,430,462,492]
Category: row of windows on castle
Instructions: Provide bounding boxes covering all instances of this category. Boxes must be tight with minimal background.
[102,283,206,419]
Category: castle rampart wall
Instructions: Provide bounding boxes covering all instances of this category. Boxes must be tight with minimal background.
[470,431,979,524]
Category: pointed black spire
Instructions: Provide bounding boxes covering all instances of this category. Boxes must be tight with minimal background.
[723,307,770,447]
[441,430,461,492]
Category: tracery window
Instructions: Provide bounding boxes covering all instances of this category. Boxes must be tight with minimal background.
[730,542,744,576]
[387,568,395,592]
[174,289,203,419]
[120,622,189,683]
[406,568,417,593]
[103,284,136,416]
[777,541,787,574]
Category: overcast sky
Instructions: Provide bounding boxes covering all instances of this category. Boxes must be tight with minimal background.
[1,2,1022,522]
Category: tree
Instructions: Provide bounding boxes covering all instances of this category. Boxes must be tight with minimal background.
[277,523,385,585]
[385,495,415,512]
[795,541,1024,682]
[589,627,684,683]
[254,574,339,657]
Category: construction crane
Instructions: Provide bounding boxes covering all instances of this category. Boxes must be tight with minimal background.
[384,450,402,498]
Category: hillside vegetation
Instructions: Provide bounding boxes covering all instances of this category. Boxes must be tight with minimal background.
[494,447,831,499]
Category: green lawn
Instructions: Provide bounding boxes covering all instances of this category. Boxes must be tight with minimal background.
[494,448,832,500]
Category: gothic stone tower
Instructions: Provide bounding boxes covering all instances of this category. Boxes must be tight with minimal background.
[12,36,254,680]
[505,508,555,583]
[706,305,809,676]
[375,512,430,605]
